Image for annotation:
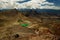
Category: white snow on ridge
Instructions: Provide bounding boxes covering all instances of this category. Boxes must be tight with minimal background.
[0,0,60,10]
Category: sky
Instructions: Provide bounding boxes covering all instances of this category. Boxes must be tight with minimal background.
[0,0,60,10]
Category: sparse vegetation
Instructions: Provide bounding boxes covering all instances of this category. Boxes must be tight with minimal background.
[0,9,60,40]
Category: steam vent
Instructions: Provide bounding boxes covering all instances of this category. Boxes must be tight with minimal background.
[0,9,60,40]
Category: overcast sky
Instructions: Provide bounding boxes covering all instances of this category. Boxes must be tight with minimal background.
[0,0,60,10]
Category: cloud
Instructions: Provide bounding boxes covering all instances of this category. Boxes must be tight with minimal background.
[14,0,49,8]
[15,0,58,9]
[46,0,60,6]
[0,0,60,10]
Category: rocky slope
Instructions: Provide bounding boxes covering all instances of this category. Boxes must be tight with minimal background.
[0,9,60,40]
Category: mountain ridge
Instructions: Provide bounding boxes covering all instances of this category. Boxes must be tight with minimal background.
[0,9,60,17]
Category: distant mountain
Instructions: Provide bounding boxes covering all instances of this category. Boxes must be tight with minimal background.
[17,9,60,13]
[17,9,60,16]
[0,9,60,16]
[0,9,60,13]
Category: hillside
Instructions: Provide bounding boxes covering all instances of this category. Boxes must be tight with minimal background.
[0,9,60,40]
